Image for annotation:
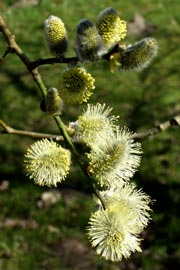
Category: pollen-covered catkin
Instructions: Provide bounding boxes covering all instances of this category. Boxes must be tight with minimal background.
[96,7,127,51]
[44,15,68,57]
[58,67,95,104]
[24,139,71,187]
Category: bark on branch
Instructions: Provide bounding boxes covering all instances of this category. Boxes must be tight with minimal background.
[0,119,63,141]
[133,115,180,139]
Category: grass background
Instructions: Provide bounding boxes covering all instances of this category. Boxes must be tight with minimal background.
[0,0,180,269]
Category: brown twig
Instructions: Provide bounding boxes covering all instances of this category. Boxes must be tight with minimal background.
[29,45,118,69]
[0,119,63,141]
[133,115,180,139]
[29,56,79,70]
[0,15,46,96]
[0,16,30,67]
[1,113,180,141]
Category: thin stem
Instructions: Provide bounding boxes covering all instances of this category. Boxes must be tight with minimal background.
[133,115,180,139]
[0,119,63,141]
[33,72,47,97]
[30,56,79,69]
[54,116,106,209]
[54,115,77,152]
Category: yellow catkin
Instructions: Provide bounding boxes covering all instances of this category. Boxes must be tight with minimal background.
[44,15,68,57]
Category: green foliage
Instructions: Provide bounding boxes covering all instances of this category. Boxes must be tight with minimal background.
[0,0,180,269]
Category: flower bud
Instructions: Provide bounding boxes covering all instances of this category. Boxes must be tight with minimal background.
[118,37,158,70]
[75,19,105,62]
[44,15,68,57]
[96,7,127,51]
[45,87,63,115]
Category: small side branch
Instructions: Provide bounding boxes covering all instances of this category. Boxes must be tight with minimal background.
[30,56,79,69]
[133,115,180,139]
[0,15,46,97]
[0,16,30,67]
[2,113,180,141]
[0,119,63,141]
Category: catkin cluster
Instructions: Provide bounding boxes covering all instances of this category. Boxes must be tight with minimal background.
[69,104,152,261]
[25,103,152,262]
[24,6,158,262]
[42,7,158,111]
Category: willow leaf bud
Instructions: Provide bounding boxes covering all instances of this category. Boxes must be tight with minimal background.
[96,7,127,51]
[44,15,68,57]
[119,37,158,70]
[24,139,71,187]
[75,19,105,62]
[45,87,63,115]
[58,67,95,104]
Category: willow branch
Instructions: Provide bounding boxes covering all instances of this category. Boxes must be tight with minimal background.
[0,15,46,97]
[0,12,180,143]
[0,119,63,141]
[133,115,180,139]
[0,15,106,207]
[26,43,119,69]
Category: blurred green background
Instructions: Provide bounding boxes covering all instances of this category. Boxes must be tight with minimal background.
[0,0,180,269]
